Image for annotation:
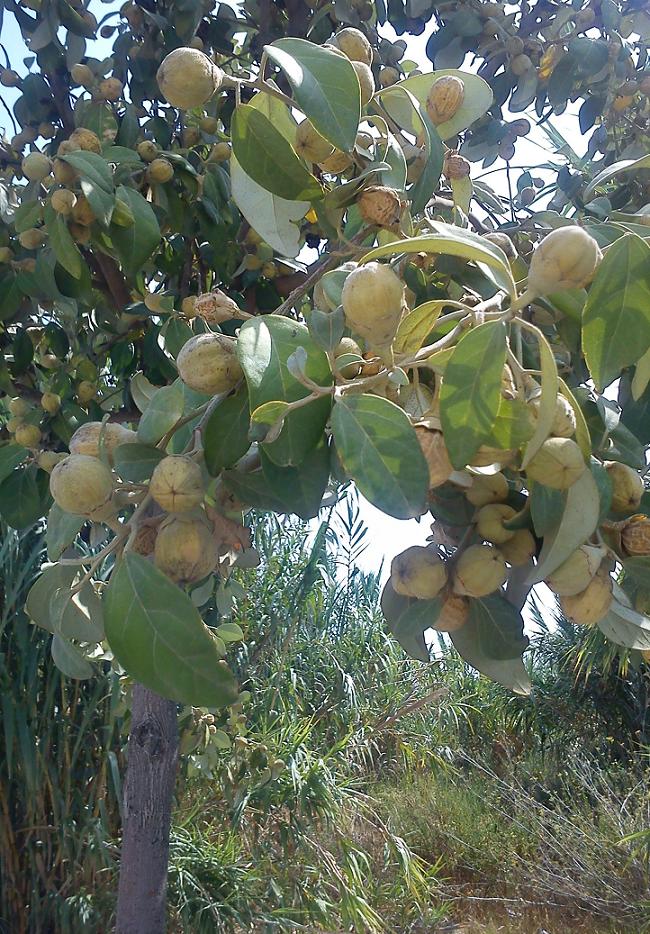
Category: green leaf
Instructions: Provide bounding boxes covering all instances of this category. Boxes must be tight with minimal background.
[558,378,591,460]
[583,153,650,201]
[44,205,83,279]
[487,398,534,451]
[222,468,286,513]
[231,105,322,202]
[394,300,457,354]
[380,580,437,662]
[451,620,531,694]
[624,557,650,591]
[237,315,332,466]
[0,465,50,529]
[230,157,309,258]
[598,606,650,652]
[583,235,650,390]
[137,380,184,446]
[307,306,345,353]
[215,622,244,642]
[0,442,28,484]
[104,553,238,707]
[439,321,507,469]
[260,442,330,520]
[530,484,566,537]
[111,186,161,277]
[60,151,114,226]
[467,593,528,661]
[113,443,166,482]
[26,564,104,642]
[203,388,251,477]
[360,222,516,298]
[528,468,601,584]
[51,635,94,680]
[521,323,560,467]
[331,394,429,519]
[45,504,84,560]
[265,38,361,152]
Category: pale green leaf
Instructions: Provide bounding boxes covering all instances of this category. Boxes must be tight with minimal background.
[137,379,184,446]
[521,323,560,468]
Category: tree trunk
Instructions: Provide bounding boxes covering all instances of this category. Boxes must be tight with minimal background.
[115,684,178,934]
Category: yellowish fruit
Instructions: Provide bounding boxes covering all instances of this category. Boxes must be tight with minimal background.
[8,397,30,417]
[37,450,67,473]
[14,424,42,448]
[40,391,61,414]
[357,186,402,228]
[154,515,218,583]
[545,544,605,597]
[525,437,585,490]
[21,152,51,181]
[53,158,77,186]
[176,333,243,395]
[529,393,576,438]
[295,120,334,163]
[453,544,507,597]
[0,247,13,263]
[331,27,372,65]
[194,290,241,324]
[69,421,137,461]
[50,188,77,215]
[98,77,123,101]
[604,461,644,513]
[199,115,219,133]
[476,503,517,544]
[70,63,95,86]
[560,570,613,626]
[527,227,602,296]
[484,231,517,259]
[390,545,448,599]
[443,153,471,180]
[621,515,650,556]
[208,141,231,162]
[432,592,469,632]
[352,61,375,105]
[341,261,404,350]
[68,128,102,153]
[156,47,224,109]
[498,529,537,566]
[426,75,465,126]
[18,228,46,250]
[131,522,159,557]
[137,140,159,161]
[379,66,400,87]
[71,194,95,226]
[466,471,509,507]
[50,454,114,518]
[6,418,24,433]
[415,427,453,489]
[149,455,204,513]
[147,157,174,183]
[76,380,97,403]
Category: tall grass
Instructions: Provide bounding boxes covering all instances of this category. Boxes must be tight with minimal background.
[0,523,123,933]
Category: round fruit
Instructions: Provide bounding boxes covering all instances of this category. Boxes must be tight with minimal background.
[453,544,508,597]
[390,545,448,599]
[432,592,469,632]
[341,261,404,350]
[208,141,231,162]
[6,418,24,433]
[154,515,218,583]
[334,337,362,379]
[21,152,51,182]
[525,437,585,490]
[352,61,375,105]
[484,231,517,258]
[545,545,605,597]
[67,128,102,153]
[295,120,335,163]
[149,455,204,513]
[156,48,224,109]
[510,53,532,75]
[415,427,453,489]
[8,397,30,417]
[466,472,509,507]
[71,195,95,226]
[604,461,644,513]
[443,154,471,179]
[50,188,77,215]
[131,522,158,557]
[498,529,537,566]
[426,75,465,126]
[357,186,402,228]
[527,227,602,296]
[76,380,97,403]
[14,424,41,448]
[40,391,61,414]
[476,503,517,544]
[37,451,67,473]
[147,158,174,183]
[560,570,612,626]
[98,77,122,101]
[137,140,159,161]
[194,290,241,324]
[331,27,372,65]
[529,393,576,438]
[176,333,242,395]
[50,454,114,518]
[200,115,219,133]
[70,63,94,86]
[379,66,400,87]
[18,228,46,250]
[69,421,137,461]
[622,515,650,556]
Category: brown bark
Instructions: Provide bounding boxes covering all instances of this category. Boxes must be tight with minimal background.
[115,685,178,934]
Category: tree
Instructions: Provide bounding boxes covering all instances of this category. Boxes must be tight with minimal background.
[1,0,650,927]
